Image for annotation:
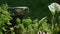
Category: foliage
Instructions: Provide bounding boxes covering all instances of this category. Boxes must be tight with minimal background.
[48,3,60,34]
[0,3,12,34]
[48,3,60,16]
[22,17,32,27]
[16,18,21,24]
[0,3,60,34]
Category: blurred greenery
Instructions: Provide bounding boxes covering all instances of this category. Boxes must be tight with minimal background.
[0,0,57,19]
[0,0,60,34]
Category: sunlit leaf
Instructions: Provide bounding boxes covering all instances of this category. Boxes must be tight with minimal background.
[48,3,60,15]
[2,27,7,31]
[16,18,21,24]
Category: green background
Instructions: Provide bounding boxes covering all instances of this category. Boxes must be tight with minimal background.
[0,0,57,19]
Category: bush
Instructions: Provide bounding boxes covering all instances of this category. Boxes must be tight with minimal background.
[0,3,60,34]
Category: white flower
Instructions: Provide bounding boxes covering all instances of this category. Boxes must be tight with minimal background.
[48,3,60,15]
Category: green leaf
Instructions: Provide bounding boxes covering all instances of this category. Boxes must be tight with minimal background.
[22,18,32,27]
[7,21,12,25]
[0,31,2,34]
[39,16,47,24]
[10,27,14,31]
[16,18,21,24]
[2,27,7,31]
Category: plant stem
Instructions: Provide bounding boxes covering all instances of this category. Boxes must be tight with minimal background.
[51,16,55,34]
